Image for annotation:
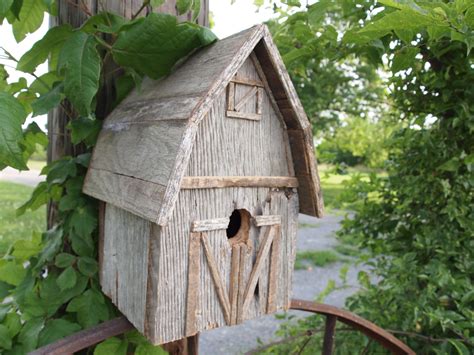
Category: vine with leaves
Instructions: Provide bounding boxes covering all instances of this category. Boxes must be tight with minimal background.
[0,0,215,353]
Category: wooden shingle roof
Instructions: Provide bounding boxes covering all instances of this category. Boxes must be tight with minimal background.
[83,24,323,225]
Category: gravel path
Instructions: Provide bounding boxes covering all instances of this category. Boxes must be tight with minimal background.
[199,213,366,355]
[0,167,44,186]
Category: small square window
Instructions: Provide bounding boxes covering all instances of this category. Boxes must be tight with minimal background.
[226,78,263,121]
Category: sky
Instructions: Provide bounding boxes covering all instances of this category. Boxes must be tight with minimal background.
[0,0,276,130]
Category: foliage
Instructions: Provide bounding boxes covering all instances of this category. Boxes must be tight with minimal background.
[318,116,398,168]
[268,0,474,354]
[265,0,387,136]
[0,0,216,352]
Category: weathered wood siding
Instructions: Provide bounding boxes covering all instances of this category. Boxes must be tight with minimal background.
[101,204,151,333]
[185,55,294,177]
[146,187,299,344]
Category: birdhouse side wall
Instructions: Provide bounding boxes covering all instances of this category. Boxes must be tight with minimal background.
[100,203,153,333]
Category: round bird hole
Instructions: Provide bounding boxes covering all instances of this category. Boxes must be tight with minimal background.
[226,209,250,245]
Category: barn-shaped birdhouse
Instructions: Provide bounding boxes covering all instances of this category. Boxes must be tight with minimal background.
[83,24,323,345]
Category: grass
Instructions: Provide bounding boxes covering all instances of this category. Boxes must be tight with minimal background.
[334,244,360,257]
[294,250,342,270]
[298,222,320,229]
[27,159,46,171]
[0,181,45,256]
[318,164,384,211]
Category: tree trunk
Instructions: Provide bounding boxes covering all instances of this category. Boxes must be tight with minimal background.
[47,1,208,353]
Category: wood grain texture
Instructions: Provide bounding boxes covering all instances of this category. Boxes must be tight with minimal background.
[181,176,298,189]
[225,111,261,121]
[84,168,165,223]
[229,244,241,325]
[101,204,151,333]
[253,215,281,227]
[267,224,281,313]
[201,233,231,325]
[241,225,275,317]
[185,56,294,178]
[146,187,298,343]
[191,218,230,232]
[185,232,201,335]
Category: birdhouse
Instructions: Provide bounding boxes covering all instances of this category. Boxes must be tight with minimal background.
[83,24,323,345]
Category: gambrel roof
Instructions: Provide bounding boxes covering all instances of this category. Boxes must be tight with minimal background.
[83,24,323,225]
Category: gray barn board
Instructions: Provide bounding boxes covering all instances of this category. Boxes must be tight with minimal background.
[83,24,323,345]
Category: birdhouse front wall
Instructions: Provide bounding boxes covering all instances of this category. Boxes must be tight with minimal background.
[142,54,300,344]
[147,187,299,344]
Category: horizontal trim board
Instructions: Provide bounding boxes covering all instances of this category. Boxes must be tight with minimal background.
[181,176,299,189]
[192,218,230,232]
[231,78,264,87]
[226,111,261,121]
[253,215,281,227]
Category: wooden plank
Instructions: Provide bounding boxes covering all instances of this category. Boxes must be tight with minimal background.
[84,168,166,224]
[241,226,275,317]
[102,205,151,333]
[267,224,281,313]
[186,232,201,335]
[253,215,281,227]
[226,110,261,121]
[234,86,258,111]
[181,176,298,189]
[236,245,248,324]
[229,244,241,325]
[201,233,231,325]
[256,87,263,115]
[227,82,235,110]
[191,218,230,232]
[231,77,264,87]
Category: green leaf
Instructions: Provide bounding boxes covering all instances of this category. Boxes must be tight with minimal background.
[55,253,76,268]
[70,231,94,257]
[17,24,73,73]
[112,13,217,79]
[12,232,42,259]
[56,266,77,291]
[150,0,165,7]
[29,71,61,95]
[58,32,101,116]
[0,281,13,299]
[177,0,192,14]
[449,340,470,355]
[136,342,168,355]
[67,289,108,328]
[191,0,201,21]
[80,12,126,34]
[0,92,28,170]
[18,318,44,352]
[38,319,81,347]
[11,0,46,42]
[0,324,12,350]
[45,158,77,184]
[4,312,21,338]
[31,83,64,117]
[59,193,84,212]
[16,182,50,216]
[0,0,14,19]
[0,260,26,286]
[69,116,102,147]
[35,227,63,269]
[391,47,419,72]
[77,256,98,277]
[10,0,23,19]
[94,337,128,355]
[69,204,97,239]
[439,158,460,171]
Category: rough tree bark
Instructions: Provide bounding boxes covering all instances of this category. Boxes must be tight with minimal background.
[47,1,209,353]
